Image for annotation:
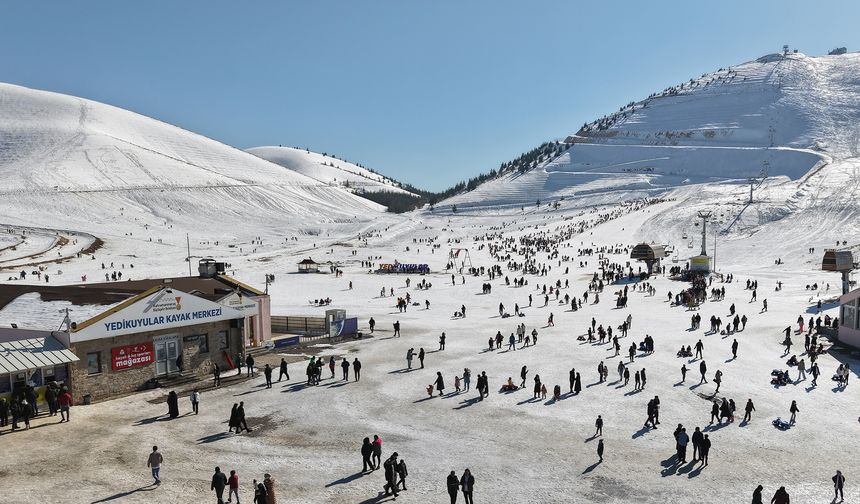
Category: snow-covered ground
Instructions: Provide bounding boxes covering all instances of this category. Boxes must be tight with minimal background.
[248,146,418,196]
[441,51,860,210]
[1,200,856,504]
[1,51,860,503]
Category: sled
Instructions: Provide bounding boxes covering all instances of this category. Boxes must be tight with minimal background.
[772,417,791,430]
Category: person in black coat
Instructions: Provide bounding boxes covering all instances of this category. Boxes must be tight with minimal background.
[0,398,8,427]
[447,470,459,504]
[167,391,179,419]
[228,403,239,433]
[435,372,445,396]
[211,466,228,504]
[460,469,475,504]
[383,453,399,497]
[264,364,273,388]
[353,358,362,381]
[361,437,373,472]
[752,484,763,504]
[574,373,582,394]
[236,401,250,433]
[699,434,711,466]
[691,427,704,461]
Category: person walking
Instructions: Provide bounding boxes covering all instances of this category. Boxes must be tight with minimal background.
[681,364,687,383]
[597,439,604,462]
[228,470,240,504]
[731,339,738,359]
[699,361,708,384]
[789,400,799,424]
[361,437,374,472]
[752,484,763,504]
[211,467,228,504]
[771,486,790,504]
[264,364,273,388]
[447,471,460,504]
[396,457,408,491]
[406,348,414,369]
[278,358,289,382]
[383,453,399,498]
[237,402,250,433]
[190,389,200,415]
[213,363,222,387]
[435,372,446,397]
[372,435,383,469]
[743,399,755,422]
[439,332,446,351]
[147,446,163,485]
[59,389,73,422]
[460,469,475,504]
[595,415,603,437]
[263,473,275,504]
[833,470,845,502]
[419,348,426,368]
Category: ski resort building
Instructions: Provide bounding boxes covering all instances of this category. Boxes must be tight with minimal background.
[0,270,270,403]
[838,287,860,348]
[0,328,79,404]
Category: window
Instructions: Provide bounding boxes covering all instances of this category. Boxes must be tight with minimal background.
[86,352,102,375]
[842,302,855,330]
[218,330,229,350]
[197,334,209,354]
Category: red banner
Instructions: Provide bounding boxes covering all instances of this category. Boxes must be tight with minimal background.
[111,342,155,370]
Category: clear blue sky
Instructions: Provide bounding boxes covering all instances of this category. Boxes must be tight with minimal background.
[1,1,857,191]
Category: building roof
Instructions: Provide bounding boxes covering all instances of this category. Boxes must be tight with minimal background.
[0,275,266,313]
[298,258,318,265]
[0,336,79,374]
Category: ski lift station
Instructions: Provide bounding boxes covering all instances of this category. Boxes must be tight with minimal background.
[630,243,669,274]
[822,249,854,295]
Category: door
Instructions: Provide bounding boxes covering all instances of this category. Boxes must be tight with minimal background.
[154,336,180,376]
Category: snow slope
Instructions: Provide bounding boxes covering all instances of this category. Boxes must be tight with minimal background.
[0,83,388,241]
[248,146,418,196]
[442,52,860,210]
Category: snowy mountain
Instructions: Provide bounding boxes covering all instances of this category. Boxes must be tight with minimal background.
[0,82,387,240]
[440,51,860,210]
[247,146,418,196]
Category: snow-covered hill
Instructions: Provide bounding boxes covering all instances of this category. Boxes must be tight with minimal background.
[441,51,860,210]
[247,146,417,196]
[0,83,388,240]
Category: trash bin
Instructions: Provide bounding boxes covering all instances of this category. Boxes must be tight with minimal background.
[83,394,92,405]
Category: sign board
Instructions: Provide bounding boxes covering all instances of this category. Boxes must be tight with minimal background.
[218,292,260,315]
[111,342,155,370]
[72,289,247,342]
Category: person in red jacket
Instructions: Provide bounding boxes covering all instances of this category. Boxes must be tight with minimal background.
[228,470,240,503]
[59,391,73,422]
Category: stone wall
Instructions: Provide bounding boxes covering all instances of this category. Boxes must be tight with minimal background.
[69,320,242,403]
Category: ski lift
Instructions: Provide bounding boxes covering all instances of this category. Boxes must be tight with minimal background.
[682,232,688,239]
[687,240,694,249]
